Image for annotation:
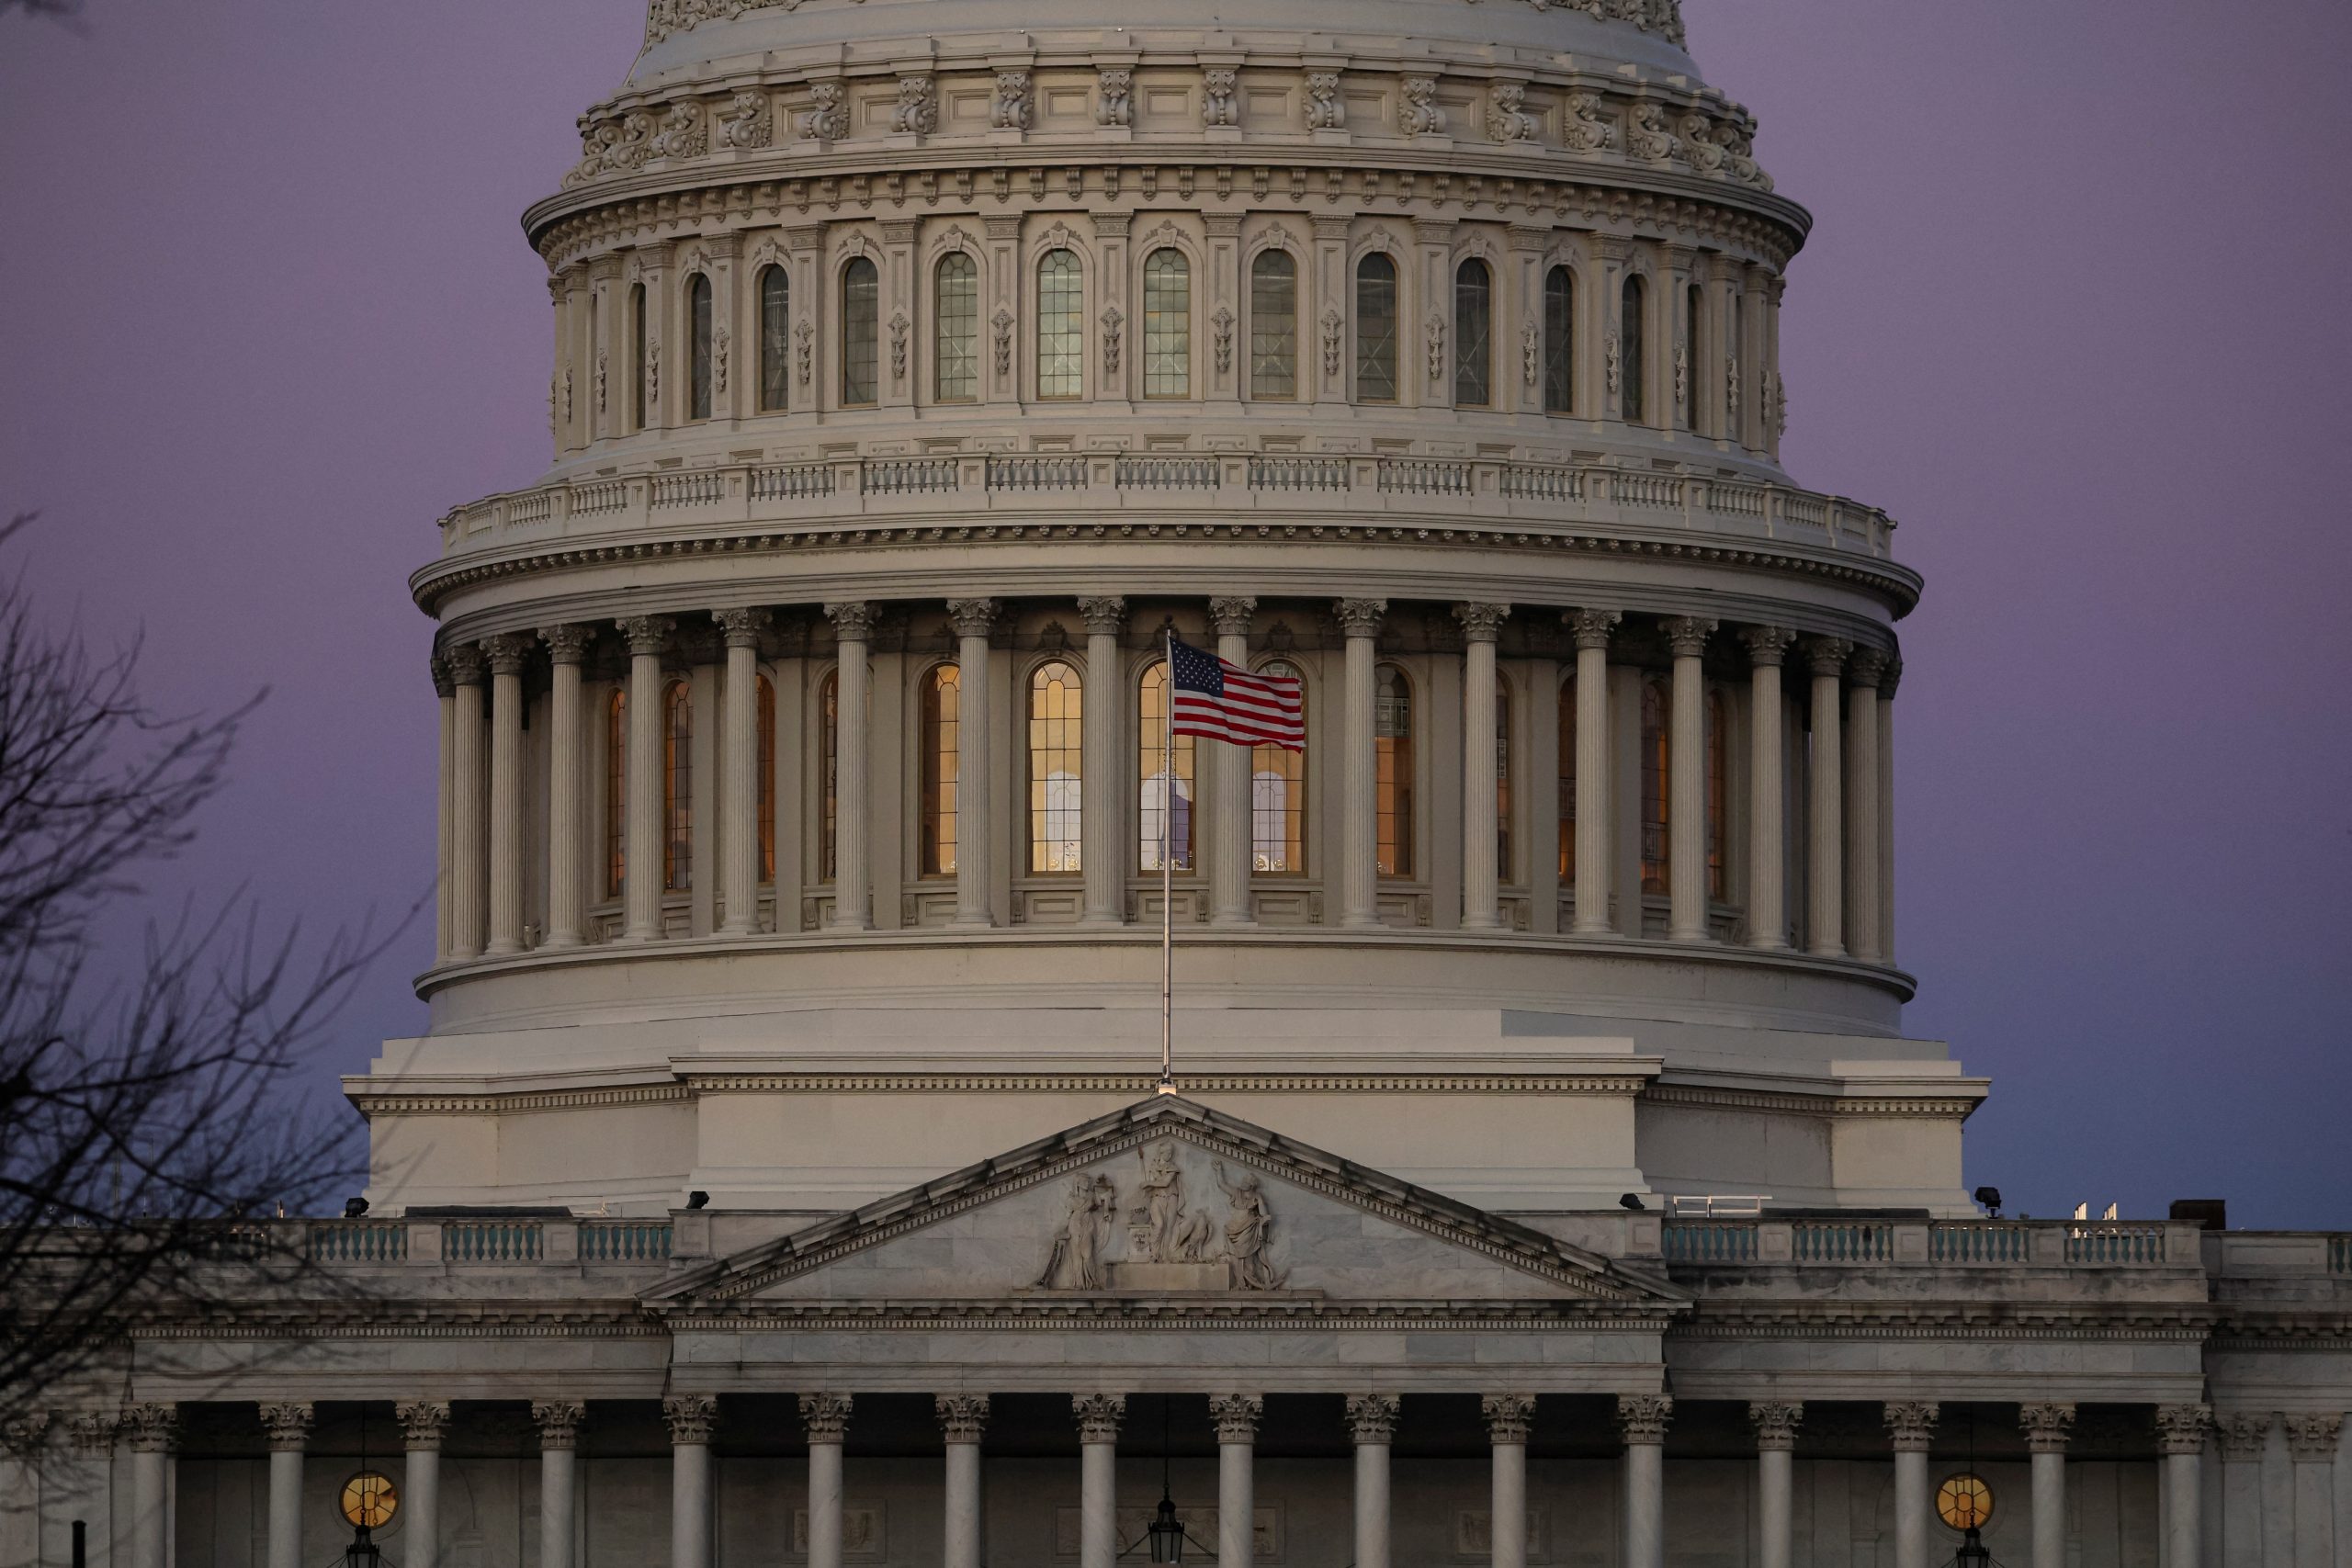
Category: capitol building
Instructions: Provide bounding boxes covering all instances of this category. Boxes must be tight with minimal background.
[5,0,2347,1565]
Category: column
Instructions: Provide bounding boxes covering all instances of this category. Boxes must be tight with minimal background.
[2157,1405,2211,1568]
[1885,1402,1939,1568]
[1843,648,1887,963]
[2219,1413,2266,1568]
[715,609,770,935]
[260,1403,313,1568]
[1483,1395,1532,1568]
[946,599,999,927]
[936,1396,989,1568]
[1072,1395,1125,1568]
[801,1394,853,1568]
[1212,1394,1263,1568]
[446,645,489,961]
[2287,1416,2340,1568]
[55,1413,119,1568]
[665,1396,717,1568]
[398,1400,449,1568]
[1662,615,1716,942]
[3,1415,52,1568]
[1456,604,1510,931]
[1334,600,1386,928]
[2021,1403,2075,1568]
[1616,1395,1669,1568]
[1077,598,1127,925]
[539,626,593,948]
[483,635,532,955]
[1346,1396,1396,1568]
[1748,1404,1802,1568]
[1737,627,1795,948]
[616,615,673,942]
[1803,638,1850,958]
[1209,598,1259,927]
[1567,610,1620,935]
[433,654,455,963]
[123,1404,175,1568]
[534,1401,585,1568]
[821,604,876,930]
[1877,659,1899,964]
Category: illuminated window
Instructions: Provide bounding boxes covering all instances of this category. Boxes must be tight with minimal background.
[688,273,714,421]
[629,282,649,429]
[1027,661,1083,874]
[605,688,627,897]
[1251,660,1306,873]
[1494,674,1512,881]
[920,665,960,876]
[757,674,775,884]
[841,257,879,407]
[1375,663,1414,878]
[1250,250,1298,400]
[1621,273,1646,424]
[1037,249,1083,400]
[1544,266,1575,414]
[663,682,692,892]
[1640,676,1668,895]
[1143,249,1191,399]
[934,252,979,403]
[1453,258,1492,408]
[1556,675,1577,882]
[1706,687,1728,902]
[758,265,789,412]
[820,671,838,881]
[1355,254,1398,403]
[1138,660,1194,872]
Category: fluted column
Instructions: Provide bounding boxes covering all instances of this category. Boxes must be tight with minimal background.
[1749,1403,1802,1568]
[539,626,593,949]
[59,1413,119,1568]
[2022,1403,2075,1568]
[1077,598,1127,925]
[1209,598,1259,927]
[821,603,876,930]
[713,609,770,935]
[1335,600,1386,928]
[617,616,673,942]
[1662,615,1716,942]
[947,599,999,927]
[1884,1402,1938,1568]
[1616,1395,1669,1568]
[2,1414,52,1568]
[936,1396,989,1568]
[1804,638,1850,958]
[1483,1395,1533,1568]
[2218,1413,2265,1568]
[534,1401,585,1568]
[1843,647,1887,962]
[432,655,455,962]
[1212,1394,1263,1568]
[1346,1395,1396,1568]
[800,1394,852,1568]
[123,1404,175,1568]
[483,635,532,955]
[260,1403,314,1568]
[1072,1395,1125,1568]
[2285,1415,2339,1568]
[1456,604,1510,931]
[398,1400,450,1568]
[1567,610,1620,935]
[1878,658,1899,964]
[447,645,489,961]
[2157,1405,2211,1568]
[1738,627,1795,948]
[665,1396,717,1568]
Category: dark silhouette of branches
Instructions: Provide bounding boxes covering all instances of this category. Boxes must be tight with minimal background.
[0,0,87,29]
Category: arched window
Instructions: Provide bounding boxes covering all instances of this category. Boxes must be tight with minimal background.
[629,281,649,430]
[1621,273,1646,425]
[1706,687,1728,903]
[919,664,960,876]
[1251,660,1306,873]
[1138,660,1194,872]
[1556,674,1577,883]
[1375,664,1414,878]
[1544,266,1576,415]
[688,273,714,421]
[663,681,693,892]
[1355,254,1399,403]
[757,674,776,884]
[758,265,789,412]
[605,688,627,897]
[934,252,979,403]
[1639,676,1668,895]
[1453,258,1492,408]
[1683,282,1704,433]
[1250,251,1298,401]
[841,257,879,408]
[1494,674,1512,881]
[1028,661,1083,874]
[819,671,838,882]
[1143,248,1191,399]
[1037,248,1084,400]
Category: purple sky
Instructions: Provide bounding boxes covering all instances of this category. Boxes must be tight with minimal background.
[2,2,2346,1226]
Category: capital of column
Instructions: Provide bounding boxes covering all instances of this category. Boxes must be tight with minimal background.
[443,644,487,687]
[533,1400,587,1450]
[2019,1402,2075,1455]
[1566,607,1622,651]
[1453,603,1511,643]
[1345,1394,1398,1446]
[396,1400,451,1451]
[1208,597,1258,637]
[1615,1393,1672,1447]
[662,1395,718,1445]
[1332,598,1386,638]
[945,598,1001,639]
[1,1413,51,1458]
[616,615,675,658]
[1071,1393,1126,1443]
[1481,1393,1535,1444]
[1076,596,1127,636]
[1848,646,1891,691]
[935,1393,990,1445]
[2155,1404,2212,1457]
[2284,1413,2343,1463]
[429,652,455,699]
[1883,1401,1939,1453]
[1804,637,1853,679]
[1211,1393,1264,1443]
[67,1412,119,1455]
[1737,625,1798,669]
[1747,1402,1803,1452]
[1661,615,1716,658]
[2215,1411,2267,1461]
[539,623,595,665]
[796,1393,852,1443]
[1879,654,1903,700]
[259,1402,315,1453]
[824,601,878,642]
[481,633,534,676]
[122,1402,178,1454]
[715,606,772,649]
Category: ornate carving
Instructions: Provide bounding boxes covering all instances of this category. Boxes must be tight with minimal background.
[1726,356,1740,426]
[1425,311,1447,388]
[664,1395,718,1445]
[1737,625,1797,668]
[67,1412,119,1455]
[429,651,454,699]
[560,362,574,424]
[534,1401,587,1450]
[2285,1414,2343,1463]
[1202,69,1239,129]
[2156,1404,2213,1458]
[617,615,676,658]
[1205,597,1257,638]
[1211,305,1237,376]
[1673,337,1688,414]
[1096,70,1132,129]
[1848,647,1891,690]
[1627,103,1679,162]
[1101,306,1125,377]
[715,606,771,649]
[1883,1401,1939,1453]
[1482,1393,1535,1443]
[2217,1411,2267,1461]
[713,327,729,395]
[644,0,1682,48]
[824,602,877,642]
[946,598,1001,639]
[889,309,910,382]
[1072,1393,1126,1444]
[1211,1394,1264,1443]
[2018,1403,2075,1455]
[395,1401,450,1450]
[1678,112,1724,175]
[1604,332,1622,395]
[651,100,707,160]
[797,1393,852,1444]
[1213,1159,1285,1290]
[991,71,1033,131]
[1077,597,1127,636]
[1721,120,1773,191]
[1453,603,1510,641]
[443,643,488,686]
[992,308,1015,378]
[254,1401,315,1452]
[1487,84,1538,142]
[1748,1402,1804,1451]
[1566,608,1622,650]
[799,81,849,141]
[1,1413,51,1458]
[1616,1394,1672,1447]
[1038,1173,1117,1289]
[1346,1394,1399,1445]
[1521,321,1541,388]
[936,1394,989,1445]
[1661,615,1714,658]
[1804,637,1853,679]
[563,111,655,186]
[1321,307,1345,378]
[1563,92,1613,152]
[1400,76,1446,137]
[482,633,534,676]
[1770,371,1788,438]
[1305,73,1344,130]
[1332,598,1386,638]
[645,335,662,403]
[595,349,609,413]
[891,76,937,136]
[795,317,816,387]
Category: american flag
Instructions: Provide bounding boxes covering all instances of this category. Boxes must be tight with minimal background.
[1168,637,1304,750]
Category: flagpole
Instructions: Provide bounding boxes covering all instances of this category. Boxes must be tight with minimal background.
[1158,626,1177,1094]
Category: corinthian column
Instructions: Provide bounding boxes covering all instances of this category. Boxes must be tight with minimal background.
[432,655,455,962]
[124,1403,176,1568]
[1803,637,1850,958]
[1738,626,1795,949]
[715,609,770,936]
[1878,658,1899,964]
[2156,1405,2211,1568]
[1212,1394,1263,1568]
[260,1402,313,1568]
[616,615,674,942]
[801,1394,853,1568]
[1616,1395,1669,1568]
[1456,604,1510,931]
[483,635,533,955]
[1208,598,1260,927]
[533,1400,585,1568]
[1077,598,1127,925]
[2284,1415,2340,1568]
[1884,1401,1938,1568]
[539,626,594,949]
[1483,1395,1533,1568]
[1347,1395,1396,1568]
[824,603,876,930]
[1748,1403,1802,1568]
[665,1396,717,1568]
[397,1401,450,1568]
[1335,600,1386,928]
[1072,1395,1125,1568]
[1566,610,1620,935]
[1844,647,1887,962]
[1662,615,1716,942]
[936,1396,989,1568]
[947,599,1000,927]
[2217,1412,2264,1568]
[446,645,488,962]
[2020,1403,2075,1568]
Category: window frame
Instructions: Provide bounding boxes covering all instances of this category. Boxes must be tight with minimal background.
[1621,272,1647,426]
[1248,248,1300,402]
[918,662,960,879]
[840,255,880,409]
[758,265,790,413]
[688,272,715,422]
[1354,252,1400,405]
[1141,247,1193,400]
[1453,256,1493,409]
[1543,265,1576,416]
[1374,661,1416,879]
[1025,659,1084,875]
[1035,247,1085,401]
[1137,658,1195,874]
[933,250,980,405]
[1250,657,1307,874]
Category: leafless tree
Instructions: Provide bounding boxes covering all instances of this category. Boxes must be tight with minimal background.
[0,513,393,1427]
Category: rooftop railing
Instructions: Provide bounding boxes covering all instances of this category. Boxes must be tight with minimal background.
[290,1218,672,1266]
[1662,1218,2199,1269]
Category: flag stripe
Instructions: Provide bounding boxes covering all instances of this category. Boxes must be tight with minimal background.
[1167,638,1305,750]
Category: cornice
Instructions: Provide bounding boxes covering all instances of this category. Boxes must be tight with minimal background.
[1676,1302,2218,1343]
[663,1302,1679,1331]
[1640,1081,1983,1122]
[684,1071,1656,1095]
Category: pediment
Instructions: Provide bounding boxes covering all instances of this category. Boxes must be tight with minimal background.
[649,1098,1684,1316]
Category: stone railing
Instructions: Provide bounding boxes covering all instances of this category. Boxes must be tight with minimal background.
[291,1218,673,1266]
[1663,1218,2199,1269]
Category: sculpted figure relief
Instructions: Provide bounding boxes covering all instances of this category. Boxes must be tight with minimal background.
[1031,1144,1282,1290]
[1214,1161,1285,1291]
[1037,1175,1117,1290]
